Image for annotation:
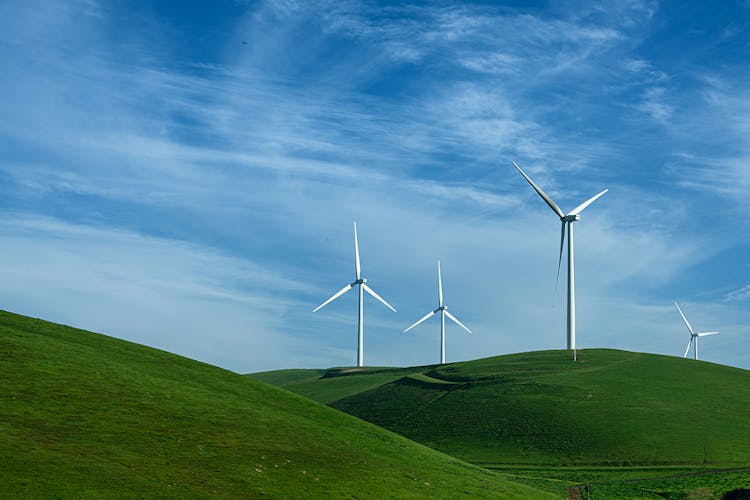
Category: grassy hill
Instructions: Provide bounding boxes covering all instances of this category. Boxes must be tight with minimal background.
[253,349,750,468]
[0,310,552,498]
[251,365,432,404]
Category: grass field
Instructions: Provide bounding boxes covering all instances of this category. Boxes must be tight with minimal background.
[253,349,750,497]
[490,466,750,498]
[0,310,552,498]
[251,365,433,404]
[266,349,750,467]
[567,468,750,499]
[7,309,749,499]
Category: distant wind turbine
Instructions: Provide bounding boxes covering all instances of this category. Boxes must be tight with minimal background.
[404,260,471,364]
[313,222,396,367]
[512,161,607,356]
[673,301,719,361]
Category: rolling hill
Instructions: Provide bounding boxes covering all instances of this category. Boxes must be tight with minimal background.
[0,310,552,498]
[250,365,432,404]
[252,349,750,468]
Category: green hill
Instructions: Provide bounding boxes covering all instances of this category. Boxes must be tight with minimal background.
[255,349,750,468]
[251,365,432,404]
[0,310,552,498]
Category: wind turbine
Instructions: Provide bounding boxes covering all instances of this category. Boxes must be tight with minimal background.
[403,260,471,364]
[313,222,396,367]
[673,301,719,361]
[512,161,607,356]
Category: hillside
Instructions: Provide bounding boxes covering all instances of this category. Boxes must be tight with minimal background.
[254,349,750,468]
[0,310,551,498]
[251,365,432,404]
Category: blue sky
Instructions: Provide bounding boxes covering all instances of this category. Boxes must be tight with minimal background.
[1,0,749,372]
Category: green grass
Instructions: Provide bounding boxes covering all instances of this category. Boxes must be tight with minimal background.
[0,310,553,498]
[489,466,750,498]
[248,367,328,387]
[260,349,750,469]
[250,365,432,404]
[17,310,745,499]
[572,468,750,499]
[246,348,750,497]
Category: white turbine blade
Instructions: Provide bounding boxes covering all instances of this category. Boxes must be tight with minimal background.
[312,282,355,312]
[362,283,397,312]
[445,310,472,334]
[437,259,444,307]
[683,338,693,358]
[403,310,437,333]
[554,221,565,294]
[568,189,608,216]
[698,331,719,337]
[354,221,361,280]
[512,161,565,218]
[673,301,695,335]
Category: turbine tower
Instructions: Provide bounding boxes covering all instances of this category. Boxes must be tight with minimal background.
[403,260,471,364]
[313,222,396,367]
[512,161,607,356]
[674,301,719,361]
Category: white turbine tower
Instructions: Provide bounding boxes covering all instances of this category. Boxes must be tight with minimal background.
[403,260,471,364]
[512,161,607,357]
[313,222,396,367]
[673,301,719,361]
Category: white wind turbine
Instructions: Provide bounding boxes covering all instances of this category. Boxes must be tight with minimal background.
[313,222,396,367]
[512,161,607,356]
[673,301,719,361]
[403,260,471,364]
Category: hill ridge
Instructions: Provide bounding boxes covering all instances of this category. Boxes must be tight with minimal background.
[0,309,551,498]
[253,348,750,468]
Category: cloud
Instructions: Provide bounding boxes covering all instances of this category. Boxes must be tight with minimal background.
[662,74,750,214]
[1,0,749,374]
[0,215,318,372]
[315,2,630,79]
[638,87,672,122]
[725,284,750,302]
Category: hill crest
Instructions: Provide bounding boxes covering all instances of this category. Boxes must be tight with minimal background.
[0,310,550,498]
[252,348,750,467]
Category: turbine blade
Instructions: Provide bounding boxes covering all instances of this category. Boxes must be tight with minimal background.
[568,189,608,216]
[554,221,566,295]
[445,310,472,334]
[683,338,693,358]
[403,310,437,333]
[362,283,397,312]
[312,282,355,312]
[438,259,444,307]
[674,301,695,335]
[512,161,564,219]
[698,331,719,337]
[354,221,361,280]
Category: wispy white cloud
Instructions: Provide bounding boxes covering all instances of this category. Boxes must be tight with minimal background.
[0,215,315,372]
[664,75,750,213]
[725,284,750,302]
[623,58,669,82]
[315,2,631,79]
[638,86,672,122]
[1,0,749,373]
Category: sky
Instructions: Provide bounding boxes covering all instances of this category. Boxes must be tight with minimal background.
[1,0,749,373]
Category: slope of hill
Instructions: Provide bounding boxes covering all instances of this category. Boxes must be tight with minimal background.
[256,349,750,468]
[251,365,432,404]
[0,310,552,498]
